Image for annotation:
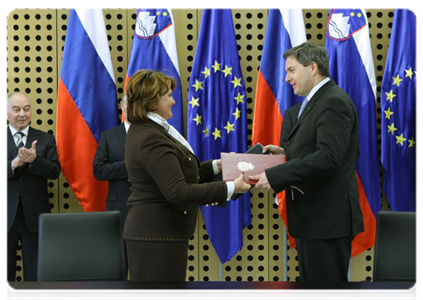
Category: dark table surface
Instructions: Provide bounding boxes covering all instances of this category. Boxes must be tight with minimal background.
[7,281,416,300]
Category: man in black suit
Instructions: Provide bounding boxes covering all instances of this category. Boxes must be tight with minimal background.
[93,95,130,225]
[251,42,364,281]
[7,92,61,281]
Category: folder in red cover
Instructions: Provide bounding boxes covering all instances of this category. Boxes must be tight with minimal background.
[221,153,286,184]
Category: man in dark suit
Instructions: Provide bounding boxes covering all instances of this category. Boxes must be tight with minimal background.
[7,92,61,281]
[251,42,364,281]
[93,95,130,225]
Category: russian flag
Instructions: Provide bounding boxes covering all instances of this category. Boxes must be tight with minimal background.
[57,9,119,212]
[125,9,184,135]
[252,9,306,249]
[326,9,380,256]
[252,9,306,147]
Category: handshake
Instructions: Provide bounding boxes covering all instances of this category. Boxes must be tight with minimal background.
[219,143,286,195]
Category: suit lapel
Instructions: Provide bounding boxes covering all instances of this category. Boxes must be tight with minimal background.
[26,127,39,150]
[288,80,335,139]
[114,123,126,151]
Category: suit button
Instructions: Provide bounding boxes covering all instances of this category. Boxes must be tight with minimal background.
[188,157,192,161]
[183,210,187,215]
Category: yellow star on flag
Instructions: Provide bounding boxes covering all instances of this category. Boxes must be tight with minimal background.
[392,74,403,87]
[203,126,209,137]
[232,108,241,120]
[192,79,203,92]
[212,61,221,73]
[212,128,221,140]
[193,114,202,126]
[189,96,200,108]
[395,133,406,146]
[234,92,245,104]
[385,89,396,103]
[384,107,394,120]
[231,76,242,88]
[387,123,397,135]
[223,121,235,134]
[405,67,414,79]
[408,137,415,148]
[222,65,232,77]
[202,66,211,79]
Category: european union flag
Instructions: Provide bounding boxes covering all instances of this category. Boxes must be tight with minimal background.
[381,9,416,212]
[187,9,251,263]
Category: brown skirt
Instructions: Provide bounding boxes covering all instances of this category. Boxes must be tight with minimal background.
[125,239,189,282]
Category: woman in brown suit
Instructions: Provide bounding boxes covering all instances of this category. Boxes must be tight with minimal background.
[124,70,251,282]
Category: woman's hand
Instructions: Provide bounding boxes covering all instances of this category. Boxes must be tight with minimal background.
[215,159,222,172]
[234,173,251,194]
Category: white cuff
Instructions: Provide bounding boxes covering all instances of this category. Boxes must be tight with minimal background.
[212,159,220,175]
[226,182,235,201]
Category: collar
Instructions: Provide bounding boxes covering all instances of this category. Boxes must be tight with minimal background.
[9,125,29,136]
[124,121,131,133]
[147,112,169,131]
[306,77,330,101]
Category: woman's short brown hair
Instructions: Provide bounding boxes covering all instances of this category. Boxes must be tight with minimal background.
[126,69,177,123]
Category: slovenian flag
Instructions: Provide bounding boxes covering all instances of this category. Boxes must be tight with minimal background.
[326,9,380,256]
[125,9,184,135]
[252,9,306,249]
[57,9,119,212]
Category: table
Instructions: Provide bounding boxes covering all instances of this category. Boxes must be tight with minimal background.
[8,281,415,300]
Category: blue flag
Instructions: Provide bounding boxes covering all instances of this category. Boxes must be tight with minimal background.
[187,9,251,263]
[381,9,416,212]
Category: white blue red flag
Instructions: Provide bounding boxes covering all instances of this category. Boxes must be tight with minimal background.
[252,9,306,249]
[187,9,251,263]
[57,9,118,212]
[381,9,416,212]
[125,9,184,135]
[326,9,380,256]
[252,9,306,147]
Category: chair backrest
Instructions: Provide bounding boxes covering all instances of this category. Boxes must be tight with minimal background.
[373,211,415,282]
[37,211,127,281]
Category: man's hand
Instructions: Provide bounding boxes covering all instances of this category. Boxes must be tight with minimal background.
[18,140,37,163]
[263,144,285,155]
[249,172,273,191]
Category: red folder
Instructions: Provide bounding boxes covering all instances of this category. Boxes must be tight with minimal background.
[221,153,286,184]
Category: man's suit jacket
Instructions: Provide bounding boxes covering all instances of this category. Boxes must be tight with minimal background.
[123,120,228,241]
[267,80,364,240]
[93,123,130,223]
[7,127,61,233]
[280,103,301,149]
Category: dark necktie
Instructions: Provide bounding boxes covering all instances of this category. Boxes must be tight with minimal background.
[297,98,308,119]
[15,132,25,149]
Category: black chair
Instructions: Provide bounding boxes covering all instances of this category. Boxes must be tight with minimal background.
[373,211,415,281]
[37,211,127,281]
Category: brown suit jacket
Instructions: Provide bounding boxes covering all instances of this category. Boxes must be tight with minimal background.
[123,120,227,241]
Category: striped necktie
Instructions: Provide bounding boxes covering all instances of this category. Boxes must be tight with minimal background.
[297,98,308,119]
[15,132,25,149]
